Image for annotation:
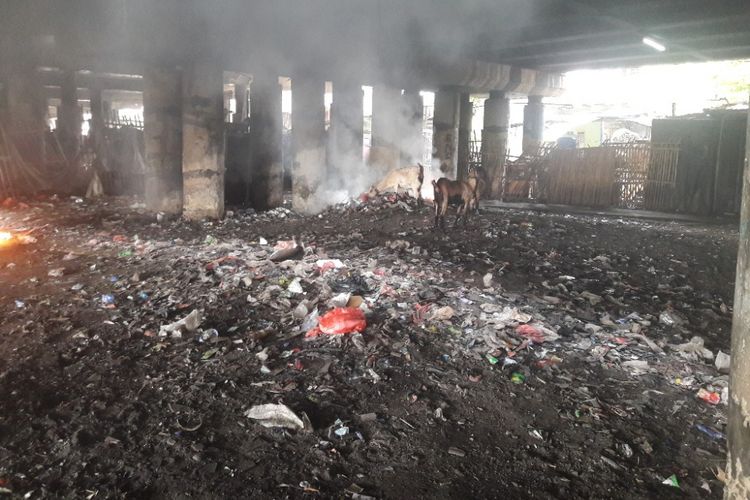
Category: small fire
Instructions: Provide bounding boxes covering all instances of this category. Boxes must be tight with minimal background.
[0,231,14,247]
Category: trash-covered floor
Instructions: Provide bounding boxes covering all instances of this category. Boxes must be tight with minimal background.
[0,195,738,498]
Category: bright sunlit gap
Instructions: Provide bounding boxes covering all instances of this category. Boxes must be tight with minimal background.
[642,36,667,52]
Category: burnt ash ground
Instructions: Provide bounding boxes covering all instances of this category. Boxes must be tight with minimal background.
[0,197,739,499]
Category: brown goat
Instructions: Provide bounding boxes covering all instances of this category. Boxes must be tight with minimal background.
[432,170,479,229]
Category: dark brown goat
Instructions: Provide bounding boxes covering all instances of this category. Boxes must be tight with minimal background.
[432,170,479,229]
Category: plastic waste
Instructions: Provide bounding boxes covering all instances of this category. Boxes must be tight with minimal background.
[695,424,725,441]
[306,307,366,338]
[245,403,305,430]
[662,474,679,488]
[430,306,455,321]
[516,323,560,343]
[287,278,303,294]
[659,310,682,326]
[697,388,721,405]
[47,268,64,277]
[300,309,320,332]
[159,309,202,338]
[622,360,649,373]
[269,238,303,262]
[511,372,526,384]
[674,336,713,361]
[198,329,219,343]
[330,292,352,308]
[101,294,115,305]
[715,351,731,373]
[482,273,493,288]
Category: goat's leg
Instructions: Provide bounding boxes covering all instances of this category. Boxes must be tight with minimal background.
[440,199,448,231]
[454,203,464,227]
[433,197,440,229]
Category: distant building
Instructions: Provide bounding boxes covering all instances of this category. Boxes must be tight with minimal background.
[574,117,652,147]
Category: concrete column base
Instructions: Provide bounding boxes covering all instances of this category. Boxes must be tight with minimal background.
[726,102,750,499]
[4,67,47,161]
[5,69,46,130]
[482,92,510,198]
[143,66,184,214]
[457,93,472,181]
[182,63,225,220]
[57,70,82,163]
[432,89,460,179]
[523,95,544,156]
[292,77,326,214]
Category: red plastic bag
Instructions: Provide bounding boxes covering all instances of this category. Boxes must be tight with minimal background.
[306,307,366,338]
[516,324,545,343]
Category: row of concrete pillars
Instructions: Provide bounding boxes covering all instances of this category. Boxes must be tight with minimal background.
[4,64,547,217]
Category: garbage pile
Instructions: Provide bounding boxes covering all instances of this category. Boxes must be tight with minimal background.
[0,196,736,498]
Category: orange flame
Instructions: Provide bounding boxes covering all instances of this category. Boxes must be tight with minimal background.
[0,231,14,247]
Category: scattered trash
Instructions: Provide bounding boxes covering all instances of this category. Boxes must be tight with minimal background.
[482,273,493,288]
[198,329,219,343]
[269,238,303,262]
[245,404,305,430]
[674,336,713,361]
[306,307,366,338]
[510,372,526,384]
[515,323,559,343]
[47,268,64,277]
[659,310,682,326]
[617,443,633,458]
[695,424,725,441]
[316,259,345,272]
[159,309,202,338]
[429,306,455,321]
[661,474,680,488]
[715,351,731,373]
[697,388,721,405]
[447,447,466,457]
[287,278,304,294]
[333,419,350,438]
[622,360,649,373]
[101,294,116,306]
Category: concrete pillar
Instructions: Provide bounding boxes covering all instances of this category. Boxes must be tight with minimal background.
[400,89,424,165]
[4,67,47,158]
[102,100,113,123]
[330,79,364,183]
[182,63,225,220]
[457,92,472,181]
[523,95,544,155]
[726,101,750,499]
[291,77,326,214]
[57,70,82,162]
[88,83,106,153]
[143,66,183,214]
[5,68,46,130]
[248,75,283,210]
[483,91,510,197]
[233,76,249,124]
[432,88,460,179]
[370,85,402,173]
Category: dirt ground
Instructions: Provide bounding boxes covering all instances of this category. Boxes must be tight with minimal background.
[0,195,738,499]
